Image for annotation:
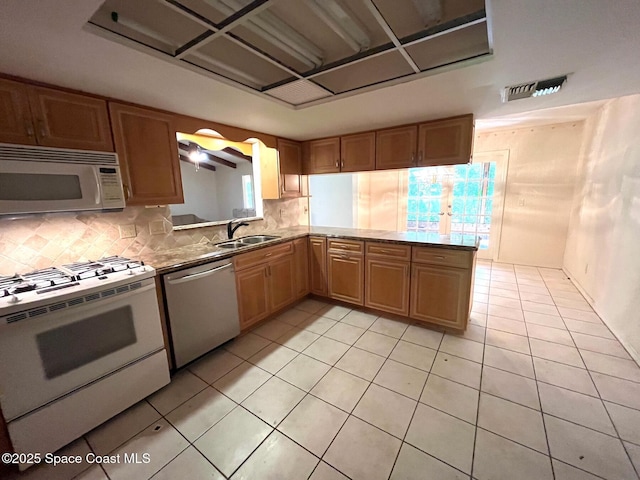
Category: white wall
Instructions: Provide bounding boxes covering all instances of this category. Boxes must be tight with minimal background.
[216,160,254,218]
[170,161,220,221]
[564,94,640,361]
[309,173,356,227]
[474,122,585,267]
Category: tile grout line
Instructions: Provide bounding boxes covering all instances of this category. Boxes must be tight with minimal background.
[540,267,640,480]
[386,326,445,480]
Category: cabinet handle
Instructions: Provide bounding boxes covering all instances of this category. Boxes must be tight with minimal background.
[123,185,130,200]
[38,120,47,138]
[418,151,423,164]
[341,159,344,168]
[25,121,34,137]
[335,159,339,168]
[340,254,349,259]
[265,252,273,257]
[411,152,415,165]
[433,255,446,260]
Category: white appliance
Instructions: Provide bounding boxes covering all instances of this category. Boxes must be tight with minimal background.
[163,259,240,368]
[0,143,125,215]
[0,257,170,466]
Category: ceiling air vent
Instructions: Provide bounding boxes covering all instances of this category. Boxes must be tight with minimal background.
[502,75,567,102]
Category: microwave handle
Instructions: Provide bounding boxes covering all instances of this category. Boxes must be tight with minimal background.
[93,167,102,206]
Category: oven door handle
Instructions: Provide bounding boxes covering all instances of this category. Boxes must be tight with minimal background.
[166,263,233,285]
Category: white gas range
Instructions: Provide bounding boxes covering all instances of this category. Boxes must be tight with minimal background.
[0,257,170,469]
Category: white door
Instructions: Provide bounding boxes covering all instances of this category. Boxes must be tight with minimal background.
[406,151,508,260]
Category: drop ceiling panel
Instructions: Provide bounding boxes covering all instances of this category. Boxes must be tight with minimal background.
[405,22,490,71]
[266,0,392,66]
[189,36,293,88]
[90,0,208,54]
[313,51,415,94]
[372,0,486,40]
[171,0,242,26]
[87,0,490,107]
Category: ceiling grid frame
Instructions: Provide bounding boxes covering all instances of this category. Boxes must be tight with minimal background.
[87,0,492,107]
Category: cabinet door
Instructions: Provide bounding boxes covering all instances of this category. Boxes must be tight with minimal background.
[309,137,340,174]
[236,264,270,329]
[277,138,302,174]
[109,103,184,205]
[27,86,113,151]
[277,138,303,198]
[341,132,375,172]
[365,258,410,316]
[418,114,473,166]
[309,237,327,296]
[0,78,36,145]
[410,264,470,329]
[375,125,417,170]
[268,255,295,312]
[328,253,364,305]
[293,238,309,299]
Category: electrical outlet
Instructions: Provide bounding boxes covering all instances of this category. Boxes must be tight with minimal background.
[518,198,526,206]
[279,208,284,218]
[118,224,137,239]
[149,220,166,235]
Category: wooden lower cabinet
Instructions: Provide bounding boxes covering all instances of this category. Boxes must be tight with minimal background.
[235,264,270,329]
[365,257,410,316]
[293,238,309,298]
[234,241,296,329]
[268,255,295,312]
[410,263,471,330]
[309,237,327,296]
[328,252,364,305]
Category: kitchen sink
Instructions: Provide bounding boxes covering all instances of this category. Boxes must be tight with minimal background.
[216,241,245,249]
[238,235,280,244]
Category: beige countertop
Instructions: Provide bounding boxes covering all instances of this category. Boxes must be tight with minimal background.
[143,226,479,275]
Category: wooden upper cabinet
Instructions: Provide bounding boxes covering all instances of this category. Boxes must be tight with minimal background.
[277,138,302,174]
[0,80,113,151]
[308,137,340,174]
[418,114,474,166]
[376,125,418,170]
[341,132,375,172]
[109,103,184,205]
[0,78,36,145]
[276,138,303,198]
[27,86,113,151]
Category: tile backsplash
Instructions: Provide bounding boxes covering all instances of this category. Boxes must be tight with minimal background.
[0,197,308,275]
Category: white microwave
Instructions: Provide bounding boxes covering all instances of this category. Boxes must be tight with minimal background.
[0,143,125,215]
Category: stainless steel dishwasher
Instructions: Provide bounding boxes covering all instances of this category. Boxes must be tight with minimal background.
[163,259,240,368]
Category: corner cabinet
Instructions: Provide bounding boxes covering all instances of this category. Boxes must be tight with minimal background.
[306,137,341,174]
[418,114,474,166]
[309,236,328,296]
[327,239,364,305]
[109,103,184,205]
[0,78,113,151]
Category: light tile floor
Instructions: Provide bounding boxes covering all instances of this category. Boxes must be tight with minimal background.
[11,261,640,480]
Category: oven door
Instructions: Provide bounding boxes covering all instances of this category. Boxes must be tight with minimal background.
[0,159,102,215]
[0,279,165,421]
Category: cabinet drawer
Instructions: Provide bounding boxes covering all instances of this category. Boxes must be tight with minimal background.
[365,242,411,260]
[327,238,364,254]
[234,241,293,271]
[412,247,472,268]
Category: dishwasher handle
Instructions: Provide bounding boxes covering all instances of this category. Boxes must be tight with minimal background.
[166,263,233,285]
